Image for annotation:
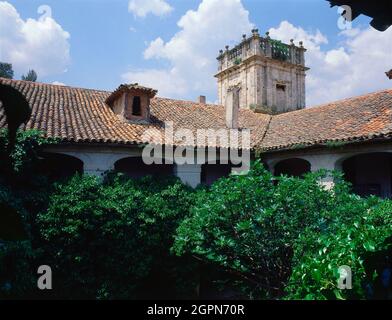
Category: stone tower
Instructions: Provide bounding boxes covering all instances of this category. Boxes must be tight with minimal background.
[215,29,309,114]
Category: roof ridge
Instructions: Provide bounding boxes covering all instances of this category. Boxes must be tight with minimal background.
[309,87,392,108]
[275,87,392,118]
[0,77,111,94]
[0,77,225,107]
[153,96,222,107]
[257,114,273,147]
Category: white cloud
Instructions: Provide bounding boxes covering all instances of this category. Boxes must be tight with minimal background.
[128,0,173,18]
[123,0,253,99]
[124,2,391,106]
[52,81,66,86]
[122,68,188,96]
[0,1,70,78]
[269,21,392,106]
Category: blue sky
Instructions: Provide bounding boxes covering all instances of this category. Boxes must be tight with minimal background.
[1,0,391,106]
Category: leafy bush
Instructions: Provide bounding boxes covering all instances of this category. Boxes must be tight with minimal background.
[0,129,56,298]
[0,130,198,299]
[173,161,392,299]
[1,130,391,300]
[0,129,54,174]
[286,198,392,300]
[0,130,55,237]
[33,173,198,299]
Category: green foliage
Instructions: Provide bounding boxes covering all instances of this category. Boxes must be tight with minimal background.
[286,198,392,300]
[0,130,56,298]
[0,62,13,79]
[0,241,41,299]
[0,130,56,235]
[234,57,242,65]
[249,104,277,115]
[0,129,55,173]
[35,174,197,299]
[289,143,308,150]
[0,129,198,299]
[325,140,348,149]
[21,70,37,82]
[2,173,197,299]
[174,161,392,299]
[1,130,391,300]
[270,39,290,61]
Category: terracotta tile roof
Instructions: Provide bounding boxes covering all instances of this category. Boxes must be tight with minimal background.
[261,88,392,151]
[1,78,391,152]
[0,78,270,149]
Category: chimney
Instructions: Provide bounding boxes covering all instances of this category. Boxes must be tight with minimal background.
[226,86,240,129]
[198,95,206,104]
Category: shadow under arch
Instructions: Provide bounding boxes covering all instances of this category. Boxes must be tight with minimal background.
[37,152,83,181]
[341,152,392,198]
[114,156,174,179]
[274,158,311,178]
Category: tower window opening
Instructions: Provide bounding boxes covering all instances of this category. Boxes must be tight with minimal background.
[132,96,141,116]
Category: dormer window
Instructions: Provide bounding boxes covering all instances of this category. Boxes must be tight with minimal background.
[132,96,142,116]
[106,83,157,123]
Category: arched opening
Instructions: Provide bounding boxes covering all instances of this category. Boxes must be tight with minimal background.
[37,152,83,181]
[342,152,392,198]
[274,158,311,177]
[114,157,174,179]
[201,163,233,186]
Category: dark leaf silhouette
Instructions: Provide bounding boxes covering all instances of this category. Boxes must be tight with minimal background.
[0,83,31,151]
[0,62,14,79]
[21,70,38,82]
[0,83,31,241]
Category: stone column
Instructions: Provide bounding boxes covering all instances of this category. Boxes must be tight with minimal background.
[306,154,341,190]
[83,158,111,177]
[65,152,119,178]
[290,40,296,65]
[299,42,306,66]
[265,36,272,58]
[174,164,202,188]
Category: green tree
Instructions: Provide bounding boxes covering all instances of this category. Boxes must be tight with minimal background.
[33,174,198,299]
[0,63,14,79]
[0,129,198,300]
[173,161,392,299]
[286,198,392,300]
[21,70,37,82]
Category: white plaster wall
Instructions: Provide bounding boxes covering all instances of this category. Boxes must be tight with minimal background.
[42,145,238,188]
[43,143,392,193]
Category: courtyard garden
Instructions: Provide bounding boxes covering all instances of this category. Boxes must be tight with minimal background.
[0,129,391,300]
